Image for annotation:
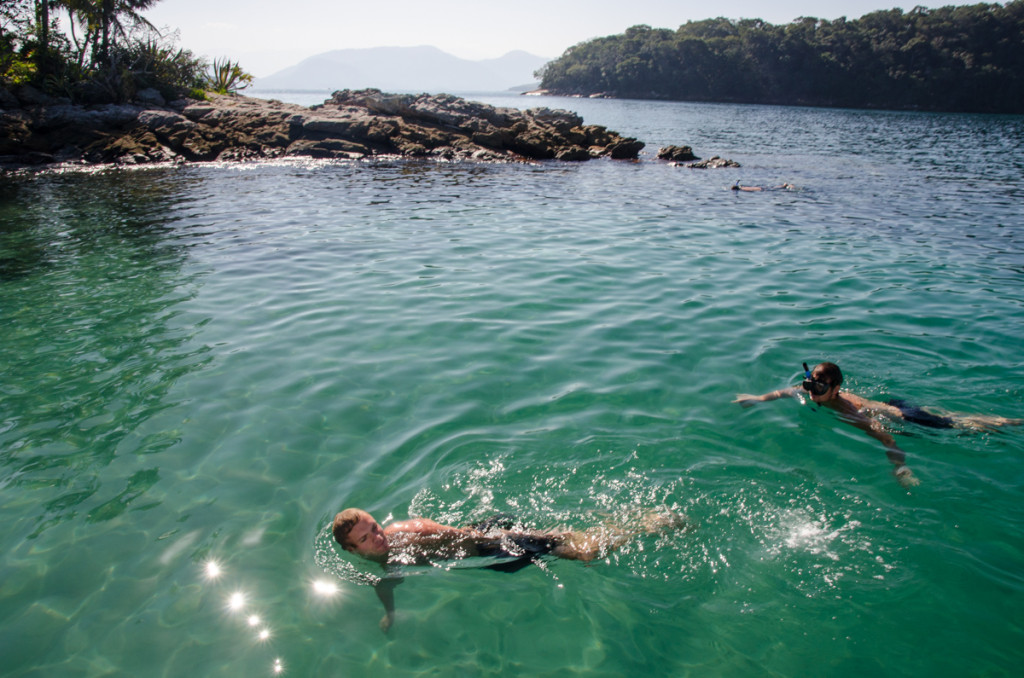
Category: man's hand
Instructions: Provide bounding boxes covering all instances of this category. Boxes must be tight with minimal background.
[733,394,763,408]
[374,578,399,634]
[894,465,920,488]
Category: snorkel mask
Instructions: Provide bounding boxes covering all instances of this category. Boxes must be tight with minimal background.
[801,362,831,396]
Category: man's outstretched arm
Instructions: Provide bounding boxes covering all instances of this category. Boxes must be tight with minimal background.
[374,578,400,633]
[733,386,799,408]
[847,414,920,488]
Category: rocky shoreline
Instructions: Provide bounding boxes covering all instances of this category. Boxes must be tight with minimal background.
[0,87,649,168]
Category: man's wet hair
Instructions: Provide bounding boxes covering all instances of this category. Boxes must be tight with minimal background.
[332,508,365,549]
[814,362,843,387]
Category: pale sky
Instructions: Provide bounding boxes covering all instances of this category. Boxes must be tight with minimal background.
[143,0,984,77]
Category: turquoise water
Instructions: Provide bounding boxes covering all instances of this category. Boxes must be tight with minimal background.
[2,97,1023,677]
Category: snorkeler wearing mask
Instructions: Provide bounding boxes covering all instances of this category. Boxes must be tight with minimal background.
[332,508,685,632]
[731,180,796,192]
[734,361,1021,488]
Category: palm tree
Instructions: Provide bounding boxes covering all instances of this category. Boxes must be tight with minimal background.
[101,0,160,63]
[33,0,72,75]
[36,1,50,54]
[65,0,159,66]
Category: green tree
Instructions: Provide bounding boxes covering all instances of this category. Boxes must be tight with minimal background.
[539,1,1024,113]
[2,0,216,104]
[64,0,159,66]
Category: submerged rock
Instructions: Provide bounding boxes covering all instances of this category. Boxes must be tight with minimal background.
[0,86,645,167]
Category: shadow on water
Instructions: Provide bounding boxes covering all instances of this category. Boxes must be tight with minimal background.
[0,169,213,540]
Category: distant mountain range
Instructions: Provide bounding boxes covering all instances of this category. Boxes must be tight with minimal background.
[254,46,550,93]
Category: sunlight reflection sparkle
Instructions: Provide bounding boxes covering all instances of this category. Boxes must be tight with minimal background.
[204,560,222,580]
[227,591,246,612]
[199,555,288,674]
[312,579,339,597]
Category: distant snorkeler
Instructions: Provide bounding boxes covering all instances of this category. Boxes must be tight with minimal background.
[332,507,686,632]
[731,180,796,192]
[734,361,1021,488]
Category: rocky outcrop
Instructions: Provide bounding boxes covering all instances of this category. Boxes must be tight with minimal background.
[657,145,739,168]
[683,156,741,169]
[0,86,645,167]
[657,145,697,162]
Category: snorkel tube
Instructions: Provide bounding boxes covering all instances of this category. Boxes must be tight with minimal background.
[800,362,830,397]
[801,362,813,397]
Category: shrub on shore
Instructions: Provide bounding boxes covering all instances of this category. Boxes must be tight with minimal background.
[1,1,250,104]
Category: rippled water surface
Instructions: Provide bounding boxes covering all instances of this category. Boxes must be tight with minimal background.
[2,97,1023,677]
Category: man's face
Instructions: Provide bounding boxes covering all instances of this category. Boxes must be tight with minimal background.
[806,370,839,404]
[346,512,389,561]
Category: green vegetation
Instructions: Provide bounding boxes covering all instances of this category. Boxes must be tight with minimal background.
[206,57,253,95]
[1,0,252,103]
[538,2,1024,113]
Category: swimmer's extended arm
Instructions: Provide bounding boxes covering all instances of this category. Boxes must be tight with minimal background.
[848,415,920,488]
[386,517,467,539]
[374,578,400,633]
[733,386,800,407]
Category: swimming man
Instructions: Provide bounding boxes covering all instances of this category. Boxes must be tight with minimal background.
[732,180,796,192]
[733,361,1021,488]
[333,507,684,632]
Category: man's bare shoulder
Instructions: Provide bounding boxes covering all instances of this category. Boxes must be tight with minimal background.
[385,518,458,537]
[847,392,902,417]
[832,392,875,419]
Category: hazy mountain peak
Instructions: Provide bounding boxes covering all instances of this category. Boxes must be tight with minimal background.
[255,46,550,93]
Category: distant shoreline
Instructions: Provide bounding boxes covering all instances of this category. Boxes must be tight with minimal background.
[536,7,1024,115]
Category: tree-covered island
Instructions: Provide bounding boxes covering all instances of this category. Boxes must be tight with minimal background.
[537,2,1024,113]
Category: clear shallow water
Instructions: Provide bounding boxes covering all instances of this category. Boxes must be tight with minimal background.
[2,97,1023,677]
